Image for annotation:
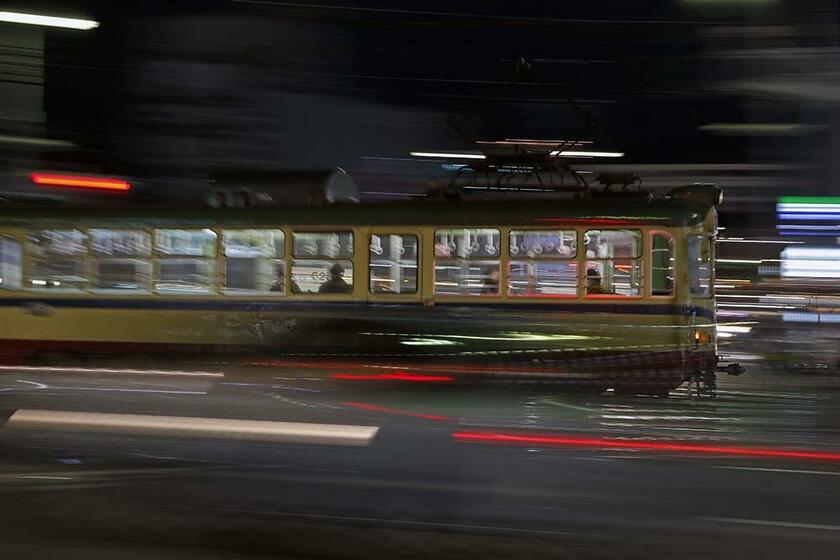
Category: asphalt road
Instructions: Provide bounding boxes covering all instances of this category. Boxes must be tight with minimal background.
[1,344,840,559]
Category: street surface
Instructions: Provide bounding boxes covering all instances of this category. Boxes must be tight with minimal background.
[1,322,839,559]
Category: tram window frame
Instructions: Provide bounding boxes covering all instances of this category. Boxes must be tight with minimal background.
[153,228,218,295]
[291,230,355,295]
[369,233,419,295]
[89,229,153,294]
[0,236,22,291]
[584,229,643,298]
[508,229,578,298]
[649,230,675,298]
[26,229,89,292]
[433,228,501,297]
[221,228,286,296]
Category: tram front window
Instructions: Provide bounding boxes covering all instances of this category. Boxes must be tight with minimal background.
[689,235,712,297]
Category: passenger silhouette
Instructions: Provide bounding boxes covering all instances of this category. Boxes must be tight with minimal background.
[586,268,611,295]
[318,263,352,294]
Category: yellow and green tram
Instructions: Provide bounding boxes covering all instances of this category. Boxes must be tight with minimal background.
[0,185,722,393]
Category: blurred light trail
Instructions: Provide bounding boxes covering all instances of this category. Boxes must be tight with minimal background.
[452,432,840,462]
[717,303,796,309]
[342,402,452,421]
[0,11,99,29]
[550,150,624,158]
[330,372,453,382]
[30,173,130,192]
[777,214,840,221]
[6,409,379,446]
[410,151,486,160]
[718,238,804,244]
[781,247,840,278]
[0,135,74,148]
[0,365,223,377]
[778,225,840,230]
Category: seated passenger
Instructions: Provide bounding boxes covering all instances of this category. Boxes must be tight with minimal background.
[586,268,611,295]
[481,268,500,295]
[318,263,352,294]
[270,271,285,292]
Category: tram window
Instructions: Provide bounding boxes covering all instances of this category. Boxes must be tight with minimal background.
[434,228,500,258]
[222,229,285,294]
[509,261,577,296]
[292,232,353,258]
[434,228,500,296]
[585,229,641,259]
[291,231,354,295]
[0,237,22,290]
[369,234,418,295]
[157,259,216,294]
[586,260,642,296]
[509,230,576,259]
[291,259,353,294]
[689,235,712,297]
[585,230,642,297]
[154,229,217,294]
[155,229,216,257]
[26,229,88,291]
[509,230,577,297]
[90,229,152,292]
[651,231,675,296]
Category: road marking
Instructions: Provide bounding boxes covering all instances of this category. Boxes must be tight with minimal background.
[47,387,208,395]
[0,365,223,378]
[173,505,590,537]
[541,398,596,413]
[4,409,379,446]
[717,466,840,476]
[706,517,840,532]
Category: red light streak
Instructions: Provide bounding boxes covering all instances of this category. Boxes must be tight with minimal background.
[31,173,131,192]
[533,218,644,225]
[342,402,452,421]
[452,431,840,462]
[584,294,642,300]
[331,372,454,382]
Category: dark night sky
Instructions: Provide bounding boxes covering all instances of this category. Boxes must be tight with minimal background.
[9,0,838,196]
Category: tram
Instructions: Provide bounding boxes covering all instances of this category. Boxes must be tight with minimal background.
[0,168,731,394]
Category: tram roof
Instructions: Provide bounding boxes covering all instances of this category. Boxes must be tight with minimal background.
[0,196,711,228]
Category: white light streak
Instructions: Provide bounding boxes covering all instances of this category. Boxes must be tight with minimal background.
[0,365,223,377]
[717,303,797,310]
[778,225,840,230]
[0,11,99,30]
[410,151,486,160]
[5,409,379,446]
[550,150,625,158]
[718,238,804,245]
